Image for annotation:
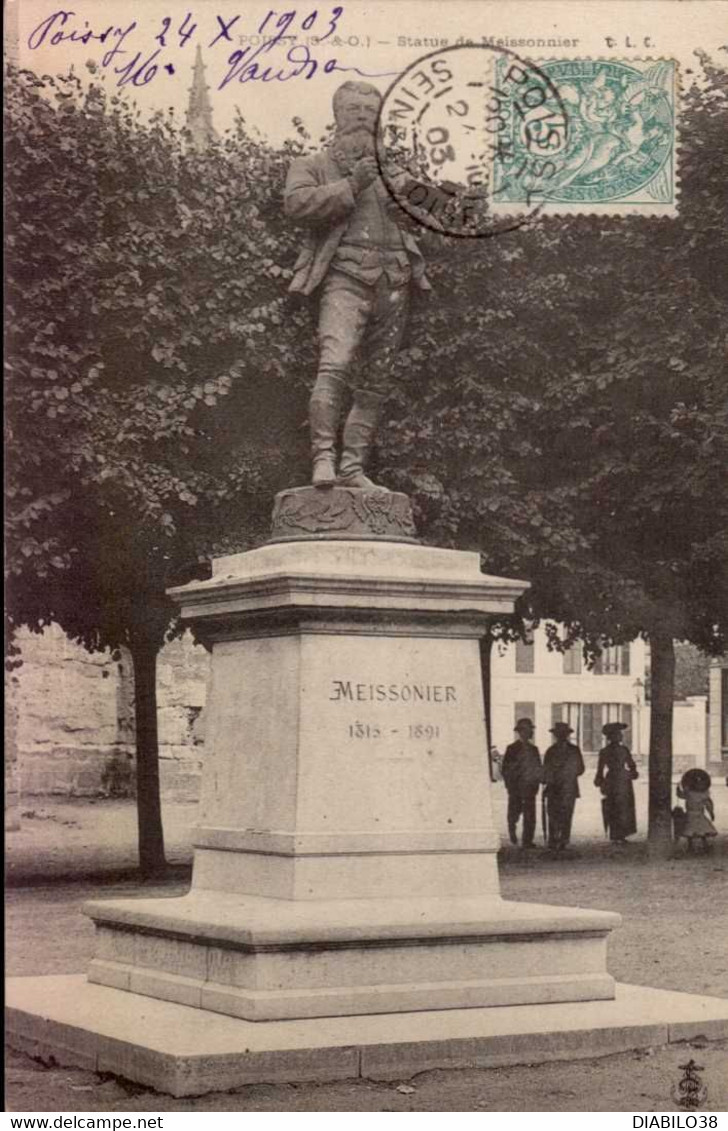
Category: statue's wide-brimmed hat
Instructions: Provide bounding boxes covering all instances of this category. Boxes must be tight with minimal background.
[681,768,711,792]
[602,721,629,737]
[514,718,534,731]
[550,722,573,735]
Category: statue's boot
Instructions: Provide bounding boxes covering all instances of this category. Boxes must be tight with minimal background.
[309,376,345,489]
[338,392,388,491]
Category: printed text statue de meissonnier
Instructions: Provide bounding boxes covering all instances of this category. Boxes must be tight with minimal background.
[284,81,430,492]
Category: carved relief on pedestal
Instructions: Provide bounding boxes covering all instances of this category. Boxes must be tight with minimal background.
[269,486,418,544]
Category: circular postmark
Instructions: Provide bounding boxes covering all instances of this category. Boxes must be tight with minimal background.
[375,43,570,238]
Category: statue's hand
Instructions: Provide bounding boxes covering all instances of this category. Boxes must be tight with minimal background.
[350,155,378,193]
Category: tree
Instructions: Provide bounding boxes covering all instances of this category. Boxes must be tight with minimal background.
[377,58,728,849]
[4,68,313,872]
[673,644,710,700]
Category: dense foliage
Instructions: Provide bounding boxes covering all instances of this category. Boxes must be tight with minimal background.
[5,69,316,870]
[383,62,727,653]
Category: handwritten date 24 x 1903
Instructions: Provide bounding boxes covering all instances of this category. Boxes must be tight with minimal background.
[25,7,391,90]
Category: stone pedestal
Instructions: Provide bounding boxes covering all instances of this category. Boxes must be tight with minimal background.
[84,490,619,1021]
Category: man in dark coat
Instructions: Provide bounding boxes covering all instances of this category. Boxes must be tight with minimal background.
[501,718,543,848]
[284,81,430,491]
[543,721,585,849]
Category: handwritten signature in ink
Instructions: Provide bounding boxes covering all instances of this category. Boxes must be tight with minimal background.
[27,7,397,91]
[219,40,396,89]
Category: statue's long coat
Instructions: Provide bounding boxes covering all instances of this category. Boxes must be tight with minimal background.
[284,150,430,296]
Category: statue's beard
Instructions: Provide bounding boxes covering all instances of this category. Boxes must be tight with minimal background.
[334,125,376,160]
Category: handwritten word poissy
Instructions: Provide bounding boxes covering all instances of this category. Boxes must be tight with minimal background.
[26,6,392,90]
[28,8,175,87]
[27,10,139,72]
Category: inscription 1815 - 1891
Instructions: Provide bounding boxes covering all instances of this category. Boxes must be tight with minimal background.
[329,680,458,703]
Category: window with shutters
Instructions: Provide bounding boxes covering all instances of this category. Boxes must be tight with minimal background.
[599,703,634,749]
[515,637,535,673]
[603,702,622,724]
[594,645,631,675]
[551,703,582,745]
[514,702,535,729]
[620,703,633,747]
[582,703,603,752]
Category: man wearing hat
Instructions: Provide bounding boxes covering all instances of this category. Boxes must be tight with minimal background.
[543,721,585,849]
[501,718,543,848]
[594,721,638,843]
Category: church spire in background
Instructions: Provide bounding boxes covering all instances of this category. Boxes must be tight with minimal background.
[4,0,21,69]
[186,45,217,149]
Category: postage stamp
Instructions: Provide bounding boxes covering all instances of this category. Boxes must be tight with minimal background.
[376,45,678,237]
[492,57,677,214]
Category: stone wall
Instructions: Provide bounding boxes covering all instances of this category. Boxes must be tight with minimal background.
[5,669,21,830]
[156,635,208,800]
[9,625,209,803]
[707,659,727,771]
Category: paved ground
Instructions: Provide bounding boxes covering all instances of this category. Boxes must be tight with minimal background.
[5,786,728,1112]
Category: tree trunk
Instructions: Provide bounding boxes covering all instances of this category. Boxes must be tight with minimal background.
[647,632,676,854]
[130,635,166,876]
[480,633,494,779]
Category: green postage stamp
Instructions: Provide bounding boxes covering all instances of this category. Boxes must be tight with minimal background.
[378,48,679,234]
[492,57,678,215]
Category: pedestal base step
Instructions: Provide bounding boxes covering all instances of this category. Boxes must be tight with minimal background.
[7,976,728,1098]
[84,893,620,1020]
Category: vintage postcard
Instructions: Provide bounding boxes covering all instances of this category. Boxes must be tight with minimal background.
[5,0,728,1117]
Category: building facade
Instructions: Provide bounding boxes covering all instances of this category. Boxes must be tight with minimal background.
[491,630,650,763]
[6,624,713,814]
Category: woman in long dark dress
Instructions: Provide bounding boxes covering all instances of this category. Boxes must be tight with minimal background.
[594,721,638,843]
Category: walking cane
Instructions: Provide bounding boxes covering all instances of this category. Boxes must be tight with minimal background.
[541,790,548,845]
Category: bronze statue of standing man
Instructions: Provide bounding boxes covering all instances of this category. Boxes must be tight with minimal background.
[284,81,430,491]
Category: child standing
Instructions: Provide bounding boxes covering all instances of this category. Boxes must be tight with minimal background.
[676,768,717,853]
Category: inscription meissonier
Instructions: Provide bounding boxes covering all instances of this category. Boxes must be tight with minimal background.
[329,680,458,703]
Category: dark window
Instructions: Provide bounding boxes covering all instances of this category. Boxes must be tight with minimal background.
[514,702,535,729]
[620,703,633,748]
[582,703,603,752]
[563,646,582,675]
[552,703,582,745]
[599,703,634,747]
[594,646,630,675]
[515,638,535,673]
